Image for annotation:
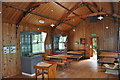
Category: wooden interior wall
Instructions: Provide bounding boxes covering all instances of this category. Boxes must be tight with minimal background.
[2,23,53,78]
[68,17,118,58]
[0,2,2,79]
[2,23,21,78]
[68,21,85,50]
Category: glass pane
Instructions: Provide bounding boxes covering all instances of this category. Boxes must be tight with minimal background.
[32,43,44,53]
[59,43,65,50]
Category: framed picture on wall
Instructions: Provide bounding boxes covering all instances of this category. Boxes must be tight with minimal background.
[80,38,86,45]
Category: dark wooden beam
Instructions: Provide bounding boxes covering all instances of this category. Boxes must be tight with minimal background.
[85,2,101,12]
[53,2,83,30]
[2,2,74,27]
[83,3,94,13]
[92,2,101,12]
[16,2,45,25]
[65,12,107,20]
[110,2,116,22]
[55,2,80,16]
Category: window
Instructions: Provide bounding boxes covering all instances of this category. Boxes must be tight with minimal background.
[20,31,47,56]
[59,36,67,50]
[32,32,47,53]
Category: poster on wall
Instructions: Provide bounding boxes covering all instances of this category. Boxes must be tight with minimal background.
[48,44,51,49]
[3,45,10,54]
[80,38,86,45]
[10,45,16,54]
[46,44,51,50]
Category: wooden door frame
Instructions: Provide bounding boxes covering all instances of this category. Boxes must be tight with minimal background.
[90,37,98,57]
[0,2,2,79]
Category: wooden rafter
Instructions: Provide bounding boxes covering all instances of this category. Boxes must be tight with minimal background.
[92,2,101,12]
[85,2,101,12]
[53,2,83,30]
[110,2,116,22]
[16,2,49,25]
[65,12,107,20]
[83,3,94,13]
[55,2,80,16]
[2,2,74,27]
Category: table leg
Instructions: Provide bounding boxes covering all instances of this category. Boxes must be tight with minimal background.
[42,69,44,79]
[35,68,37,80]
[61,59,62,63]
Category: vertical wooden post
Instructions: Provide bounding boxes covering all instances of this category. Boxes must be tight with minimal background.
[0,1,2,80]
[51,29,54,54]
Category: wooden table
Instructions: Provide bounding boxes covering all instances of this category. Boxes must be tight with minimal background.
[98,58,115,64]
[67,51,84,55]
[67,51,84,60]
[46,54,73,62]
[99,52,118,58]
[34,62,55,80]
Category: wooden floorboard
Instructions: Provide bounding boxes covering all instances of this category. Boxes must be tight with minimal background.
[5,59,118,79]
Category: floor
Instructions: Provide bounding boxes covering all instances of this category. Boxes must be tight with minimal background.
[57,59,117,78]
[7,58,118,79]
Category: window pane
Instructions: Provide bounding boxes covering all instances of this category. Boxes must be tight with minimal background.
[32,43,44,53]
[59,43,65,50]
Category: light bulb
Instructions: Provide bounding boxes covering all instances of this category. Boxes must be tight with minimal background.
[73,29,75,31]
[39,20,45,24]
[98,15,103,20]
[50,24,55,27]
[105,26,109,29]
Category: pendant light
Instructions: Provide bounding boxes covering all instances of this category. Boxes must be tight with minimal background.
[50,9,55,27]
[97,0,104,20]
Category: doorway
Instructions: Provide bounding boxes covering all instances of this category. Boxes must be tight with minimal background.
[90,37,98,60]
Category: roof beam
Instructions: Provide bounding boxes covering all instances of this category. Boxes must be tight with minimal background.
[83,3,94,13]
[92,2,101,12]
[16,2,49,25]
[54,2,80,16]
[53,2,83,30]
[65,12,107,20]
[65,12,120,21]
[2,2,74,27]
[110,2,116,22]
[85,2,101,12]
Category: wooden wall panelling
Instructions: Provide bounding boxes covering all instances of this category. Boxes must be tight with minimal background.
[68,21,85,50]
[2,23,21,78]
[68,17,118,58]
[0,1,2,79]
[85,18,118,57]
[2,22,53,78]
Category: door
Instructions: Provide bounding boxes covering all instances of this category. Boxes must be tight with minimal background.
[90,37,98,60]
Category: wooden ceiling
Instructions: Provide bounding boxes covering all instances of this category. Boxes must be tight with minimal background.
[2,2,120,32]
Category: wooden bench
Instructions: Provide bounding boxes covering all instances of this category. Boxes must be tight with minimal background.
[67,51,84,60]
[44,60,67,70]
[71,55,83,60]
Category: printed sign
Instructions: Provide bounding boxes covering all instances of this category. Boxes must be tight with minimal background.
[46,44,51,50]
[3,45,10,54]
[10,45,16,53]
